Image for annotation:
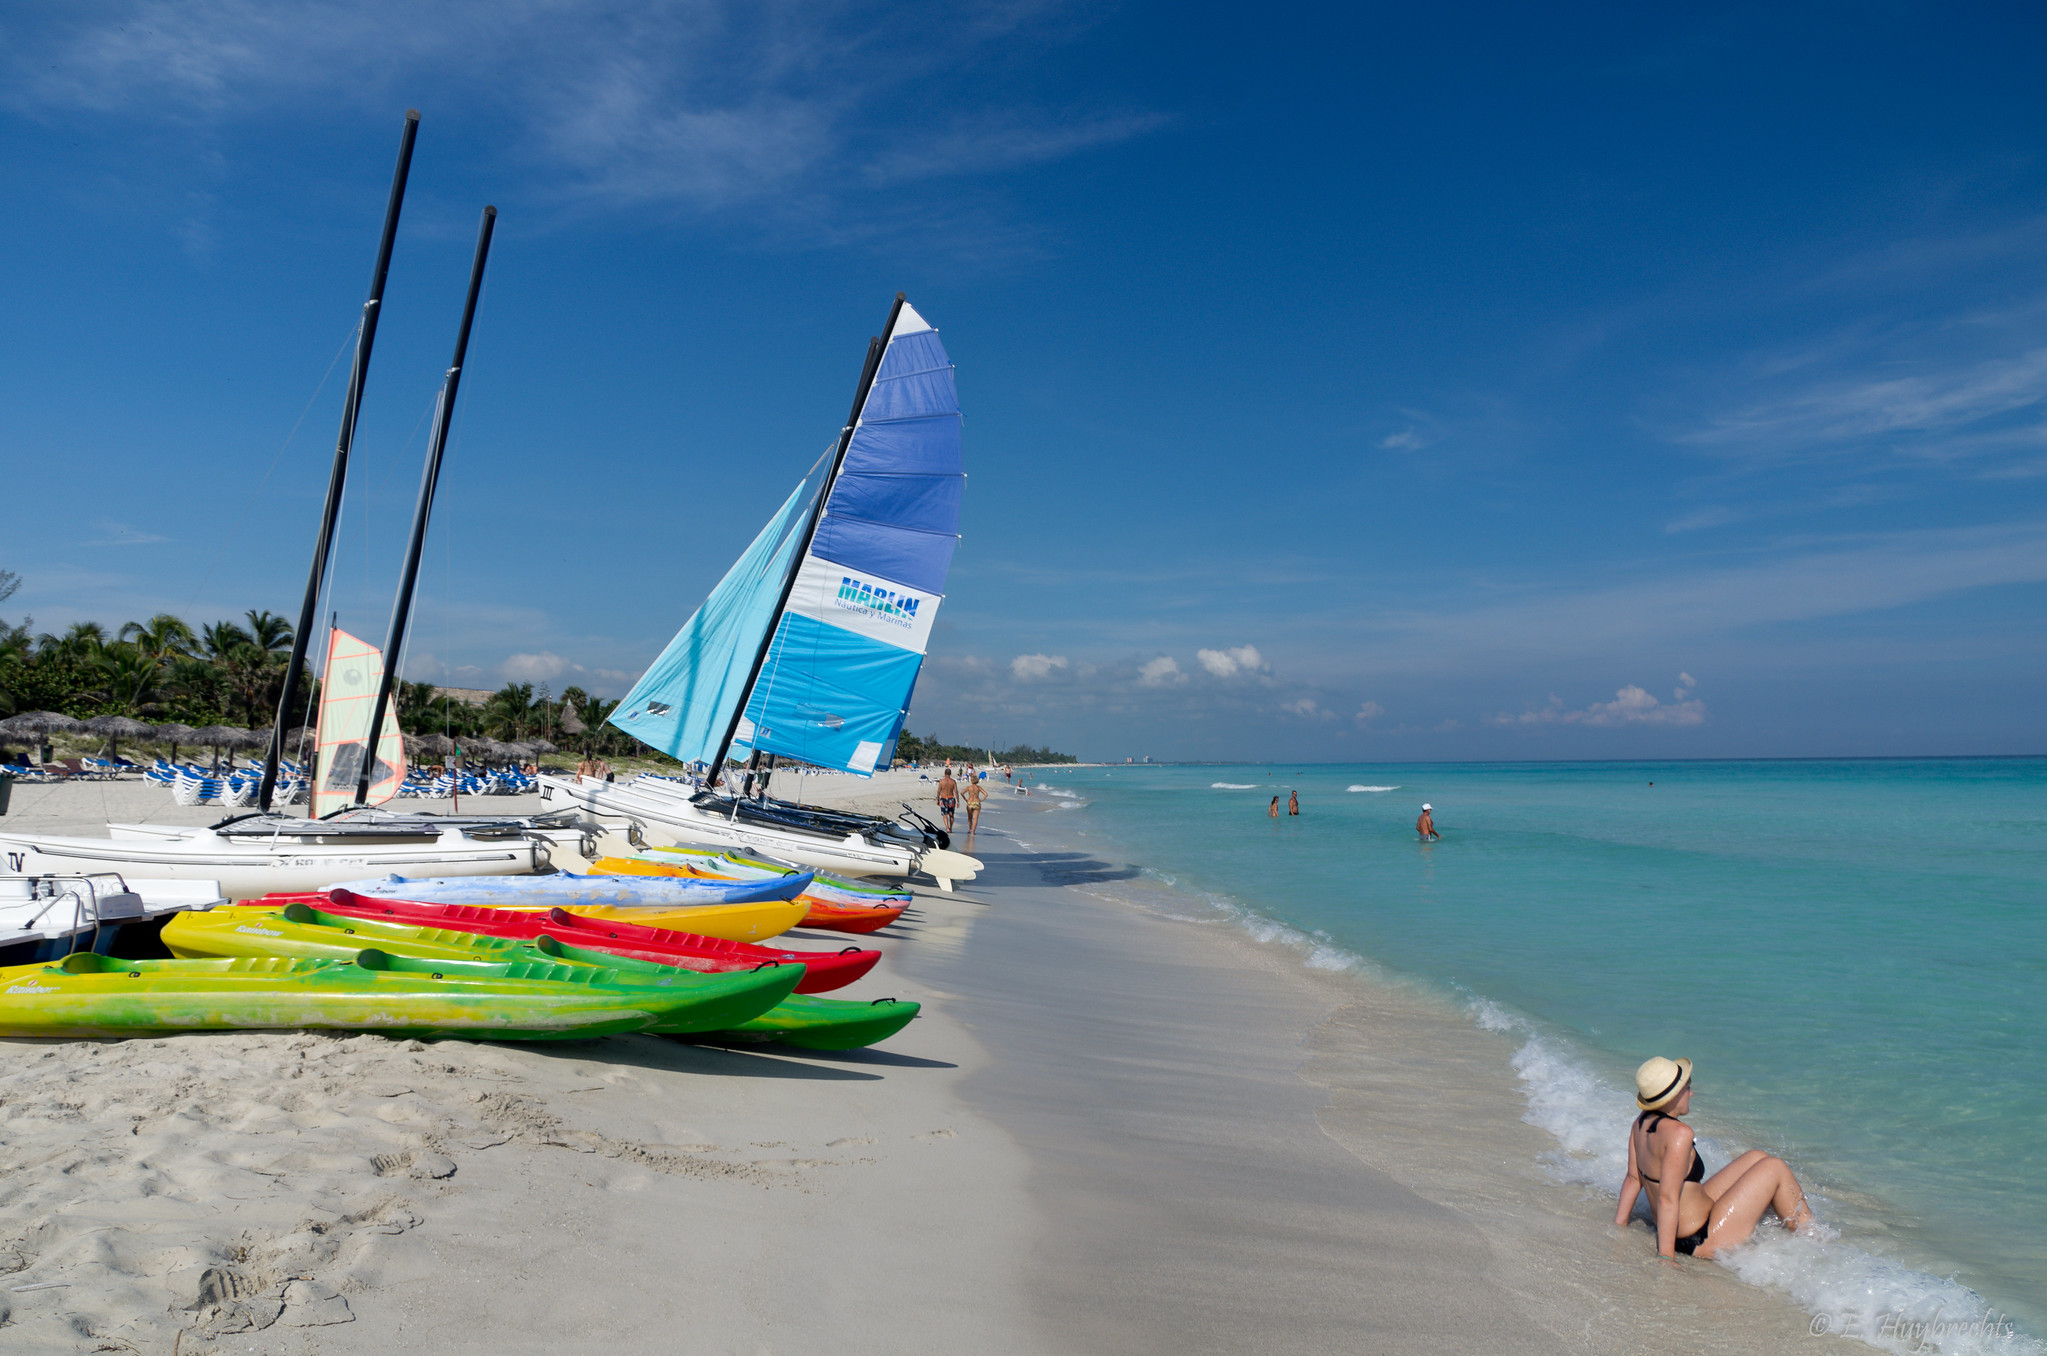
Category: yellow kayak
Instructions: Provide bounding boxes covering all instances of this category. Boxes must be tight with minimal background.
[313,891,811,943]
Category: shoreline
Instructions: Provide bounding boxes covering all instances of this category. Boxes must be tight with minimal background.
[938,791,1836,1355]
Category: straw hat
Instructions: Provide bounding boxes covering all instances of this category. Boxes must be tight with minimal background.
[1635,1056,1693,1111]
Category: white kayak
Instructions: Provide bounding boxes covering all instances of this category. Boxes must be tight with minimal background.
[0,875,227,966]
[0,820,546,901]
[327,870,811,908]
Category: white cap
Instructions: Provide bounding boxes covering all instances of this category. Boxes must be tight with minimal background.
[1422,803,1432,810]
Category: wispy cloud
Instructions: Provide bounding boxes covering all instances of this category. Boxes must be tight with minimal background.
[1685,347,2047,456]
[1,2,1163,228]
[81,519,173,546]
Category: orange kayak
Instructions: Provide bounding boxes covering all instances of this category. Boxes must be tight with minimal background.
[592,857,908,934]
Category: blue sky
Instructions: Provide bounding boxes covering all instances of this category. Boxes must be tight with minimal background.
[2,2,2043,760]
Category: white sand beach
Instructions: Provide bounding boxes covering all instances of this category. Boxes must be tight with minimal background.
[0,772,1823,1352]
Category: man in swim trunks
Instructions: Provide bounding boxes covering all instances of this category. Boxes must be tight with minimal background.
[936,768,958,832]
[1417,803,1439,840]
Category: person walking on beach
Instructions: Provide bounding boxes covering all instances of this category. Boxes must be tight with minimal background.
[1417,803,1439,840]
[1287,789,1300,816]
[1615,1057,1812,1260]
[1269,795,1280,819]
[963,773,988,838]
[936,768,959,833]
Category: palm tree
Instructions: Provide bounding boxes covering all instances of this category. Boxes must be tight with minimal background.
[244,611,293,654]
[91,644,165,718]
[200,620,254,662]
[39,620,108,661]
[483,683,536,741]
[119,614,197,665]
[217,643,281,728]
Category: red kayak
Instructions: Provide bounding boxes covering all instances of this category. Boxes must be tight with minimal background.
[794,899,910,934]
[248,892,881,994]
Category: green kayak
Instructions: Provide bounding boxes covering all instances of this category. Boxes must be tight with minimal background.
[168,904,917,1049]
[0,950,794,1041]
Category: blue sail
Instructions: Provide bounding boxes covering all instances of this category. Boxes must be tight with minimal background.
[737,301,962,774]
[608,477,814,764]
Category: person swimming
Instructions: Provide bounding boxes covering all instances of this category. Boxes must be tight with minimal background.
[1615,1057,1813,1260]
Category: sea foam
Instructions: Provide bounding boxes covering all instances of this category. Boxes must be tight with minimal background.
[1347,784,1399,792]
[1211,782,1257,789]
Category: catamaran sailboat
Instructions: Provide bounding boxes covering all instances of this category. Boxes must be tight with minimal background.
[539,294,981,890]
[0,117,549,899]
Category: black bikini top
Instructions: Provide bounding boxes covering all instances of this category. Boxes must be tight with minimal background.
[1635,1110,1704,1185]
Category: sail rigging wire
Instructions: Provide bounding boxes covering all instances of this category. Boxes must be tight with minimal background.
[186,321,358,608]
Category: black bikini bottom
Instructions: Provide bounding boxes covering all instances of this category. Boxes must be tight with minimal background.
[1674,1225,1707,1256]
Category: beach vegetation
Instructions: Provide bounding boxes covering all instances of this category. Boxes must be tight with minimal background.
[894,732,1076,765]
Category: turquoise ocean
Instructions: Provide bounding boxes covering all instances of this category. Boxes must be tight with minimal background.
[1020,758,2044,1351]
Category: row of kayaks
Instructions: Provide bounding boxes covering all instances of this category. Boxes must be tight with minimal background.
[0,845,923,1049]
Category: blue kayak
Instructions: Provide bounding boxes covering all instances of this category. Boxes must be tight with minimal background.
[327,870,816,908]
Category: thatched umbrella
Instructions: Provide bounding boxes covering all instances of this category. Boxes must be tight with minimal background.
[459,736,500,767]
[192,725,246,771]
[529,739,558,755]
[559,704,586,736]
[412,732,453,764]
[0,711,84,764]
[82,713,156,761]
[155,722,197,763]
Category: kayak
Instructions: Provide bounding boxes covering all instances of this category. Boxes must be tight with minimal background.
[694,990,921,1051]
[0,949,794,1041]
[164,904,912,1048]
[160,909,802,1034]
[323,877,809,942]
[590,857,908,934]
[329,869,815,907]
[634,845,913,903]
[232,893,880,993]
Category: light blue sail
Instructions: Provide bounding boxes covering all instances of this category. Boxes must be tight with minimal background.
[739,302,962,773]
[608,478,813,764]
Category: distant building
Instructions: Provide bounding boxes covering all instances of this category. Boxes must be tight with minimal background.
[431,686,496,708]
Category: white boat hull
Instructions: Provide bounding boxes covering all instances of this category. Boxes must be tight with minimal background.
[0,827,544,901]
[0,875,228,963]
[535,774,978,886]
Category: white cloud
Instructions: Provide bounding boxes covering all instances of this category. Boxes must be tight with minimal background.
[1492,680,1707,729]
[1010,653,1069,681]
[1197,644,1267,678]
[1280,697,1337,720]
[1355,701,1384,722]
[501,651,571,682]
[1137,656,1186,687]
[1380,429,1423,451]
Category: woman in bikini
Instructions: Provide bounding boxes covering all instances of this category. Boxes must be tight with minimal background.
[1616,1057,1813,1260]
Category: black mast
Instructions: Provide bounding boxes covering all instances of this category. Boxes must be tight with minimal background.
[259,110,420,813]
[354,205,497,807]
[702,291,907,785]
